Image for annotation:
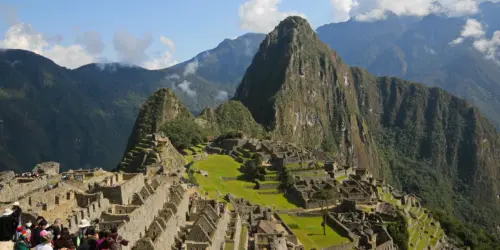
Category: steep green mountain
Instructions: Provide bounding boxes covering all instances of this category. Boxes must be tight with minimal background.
[0,33,264,172]
[235,16,500,241]
[236,17,383,173]
[317,2,500,128]
[119,88,264,170]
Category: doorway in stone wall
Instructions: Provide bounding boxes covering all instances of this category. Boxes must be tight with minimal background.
[55,196,60,205]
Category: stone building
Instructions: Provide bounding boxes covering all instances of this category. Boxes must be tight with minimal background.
[132,184,190,250]
[185,200,230,250]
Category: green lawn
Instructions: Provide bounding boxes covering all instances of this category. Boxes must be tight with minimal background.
[239,226,248,250]
[279,214,351,249]
[193,155,297,209]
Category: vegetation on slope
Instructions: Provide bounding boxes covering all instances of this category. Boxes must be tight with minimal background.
[234,16,500,239]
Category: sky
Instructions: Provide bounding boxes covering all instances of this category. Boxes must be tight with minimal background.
[0,0,497,69]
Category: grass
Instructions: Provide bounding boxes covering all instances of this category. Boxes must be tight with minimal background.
[193,155,297,209]
[224,242,234,250]
[279,214,351,249]
[335,175,349,182]
[239,226,248,250]
[285,163,302,169]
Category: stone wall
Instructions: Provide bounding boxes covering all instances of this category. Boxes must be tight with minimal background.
[0,170,14,182]
[131,185,189,250]
[322,242,355,250]
[112,179,171,249]
[326,214,358,243]
[225,212,242,250]
[0,176,51,202]
[67,192,110,233]
[95,173,144,205]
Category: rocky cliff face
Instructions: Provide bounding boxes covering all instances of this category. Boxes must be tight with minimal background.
[235,16,500,230]
[235,17,382,173]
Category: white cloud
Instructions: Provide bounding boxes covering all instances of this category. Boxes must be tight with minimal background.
[142,35,177,70]
[75,30,105,55]
[329,0,485,23]
[113,30,152,65]
[1,23,47,54]
[450,19,485,45]
[178,80,196,97]
[331,0,359,22]
[216,90,229,101]
[473,31,500,63]
[112,32,177,70]
[0,23,96,69]
[238,0,306,33]
[160,36,175,51]
[44,44,95,69]
[143,51,178,70]
[183,60,199,76]
[165,74,180,80]
[460,19,485,38]
[450,19,500,64]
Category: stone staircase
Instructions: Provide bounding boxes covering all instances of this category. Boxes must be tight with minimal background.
[119,135,160,172]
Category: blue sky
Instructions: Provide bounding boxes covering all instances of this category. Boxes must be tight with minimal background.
[0,0,333,69]
[0,0,495,69]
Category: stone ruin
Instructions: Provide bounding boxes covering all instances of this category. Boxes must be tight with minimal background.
[33,162,60,176]
[329,200,396,250]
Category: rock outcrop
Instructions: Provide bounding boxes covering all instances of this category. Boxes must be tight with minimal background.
[33,162,60,176]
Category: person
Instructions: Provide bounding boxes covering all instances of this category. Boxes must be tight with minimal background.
[12,201,22,227]
[54,227,76,250]
[109,226,128,250]
[74,219,91,247]
[0,208,15,241]
[96,230,108,247]
[32,219,48,246]
[34,230,53,250]
[77,226,98,250]
[47,218,62,239]
[14,230,31,250]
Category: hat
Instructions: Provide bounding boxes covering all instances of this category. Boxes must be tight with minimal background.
[40,230,48,237]
[13,201,19,206]
[78,219,91,228]
[2,208,13,216]
[26,222,32,227]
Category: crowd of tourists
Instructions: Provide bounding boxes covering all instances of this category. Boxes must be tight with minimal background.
[0,203,128,250]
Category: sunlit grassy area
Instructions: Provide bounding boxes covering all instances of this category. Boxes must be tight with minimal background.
[193,155,297,209]
[239,226,248,250]
[279,214,351,249]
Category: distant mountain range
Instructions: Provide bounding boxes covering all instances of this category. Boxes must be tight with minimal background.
[0,33,263,172]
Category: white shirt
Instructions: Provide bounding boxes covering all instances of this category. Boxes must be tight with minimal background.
[34,244,53,250]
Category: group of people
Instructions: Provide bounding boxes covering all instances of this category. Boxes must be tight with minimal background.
[0,203,128,250]
[15,172,42,179]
